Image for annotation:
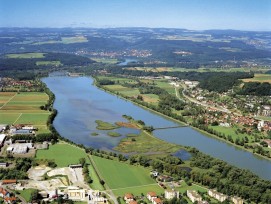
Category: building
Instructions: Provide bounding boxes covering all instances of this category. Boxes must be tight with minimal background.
[165,189,179,200]
[88,190,108,204]
[0,124,7,132]
[147,192,157,202]
[263,139,271,148]
[0,162,8,168]
[198,201,209,204]
[208,189,227,202]
[187,190,202,203]
[124,193,134,203]
[231,196,244,204]
[1,180,17,185]
[67,188,86,201]
[0,134,6,147]
[6,143,33,154]
[129,201,137,204]
[153,198,163,204]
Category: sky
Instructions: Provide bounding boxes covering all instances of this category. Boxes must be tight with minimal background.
[0,0,270,31]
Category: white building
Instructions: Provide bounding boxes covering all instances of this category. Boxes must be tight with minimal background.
[187,190,202,203]
[208,189,227,202]
[165,189,179,200]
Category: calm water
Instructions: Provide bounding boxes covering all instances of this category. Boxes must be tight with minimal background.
[42,76,271,180]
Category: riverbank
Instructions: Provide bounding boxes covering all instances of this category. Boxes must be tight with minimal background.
[93,76,271,161]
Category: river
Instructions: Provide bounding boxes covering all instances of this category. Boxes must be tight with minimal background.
[42,76,271,180]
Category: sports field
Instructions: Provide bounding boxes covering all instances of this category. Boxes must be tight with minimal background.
[0,92,50,133]
[36,143,88,167]
[91,155,156,190]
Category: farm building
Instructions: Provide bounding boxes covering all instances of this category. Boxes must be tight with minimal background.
[6,143,33,154]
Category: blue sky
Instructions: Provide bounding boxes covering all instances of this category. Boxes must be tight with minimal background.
[0,0,270,31]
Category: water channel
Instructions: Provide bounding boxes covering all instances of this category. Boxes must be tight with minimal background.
[42,76,271,180]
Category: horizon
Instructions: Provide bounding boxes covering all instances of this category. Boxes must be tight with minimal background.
[1,0,270,31]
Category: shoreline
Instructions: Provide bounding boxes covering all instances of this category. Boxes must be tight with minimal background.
[92,76,271,162]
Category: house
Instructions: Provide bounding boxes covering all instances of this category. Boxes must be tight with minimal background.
[129,201,137,204]
[153,197,163,204]
[4,197,17,204]
[263,139,271,148]
[147,192,157,202]
[187,190,202,203]
[150,170,159,177]
[231,196,244,204]
[124,193,134,203]
[208,189,227,202]
[164,189,179,200]
[0,124,7,132]
[88,190,108,204]
[1,180,17,185]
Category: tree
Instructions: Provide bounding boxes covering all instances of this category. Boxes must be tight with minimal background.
[30,189,39,202]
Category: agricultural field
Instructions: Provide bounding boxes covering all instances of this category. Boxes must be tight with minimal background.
[91,58,119,64]
[242,74,271,83]
[91,155,156,190]
[18,188,37,202]
[36,143,88,167]
[36,61,62,66]
[5,52,45,58]
[0,92,50,133]
[33,36,88,45]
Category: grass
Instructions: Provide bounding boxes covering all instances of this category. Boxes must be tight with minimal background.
[95,120,119,130]
[6,52,45,59]
[0,92,49,132]
[36,61,62,66]
[209,125,254,142]
[92,155,156,189]
[112,184,164,197]
[107,132,122,137]
[91,58,119,64]
[36,143,88,167]
[242,74,271,83]
[114,131,181,154]
[18,188,37,202]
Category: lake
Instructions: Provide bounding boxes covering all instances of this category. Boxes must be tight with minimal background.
[42,76,271,180]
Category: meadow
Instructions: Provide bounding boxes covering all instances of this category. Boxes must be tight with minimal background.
[242,74,271,83]
[91,155,156,189]
[6,52,45,59]
[0,92,50,133]
[36,143,88,167]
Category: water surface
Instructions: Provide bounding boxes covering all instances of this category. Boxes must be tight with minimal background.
[43,76,271,180]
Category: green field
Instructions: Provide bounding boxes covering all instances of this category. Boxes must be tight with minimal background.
[242,74,271,83]
[36,61,62,66]
[19,188,37,202]
[0,92,50,132]
[115,131,180,154]
[112,184,164,197]
[91,155,155,189]
[91,58,119,64]
[34,36,88,45]
[36,143,88,167]
[6,52,45,58]
[95,120,119,130]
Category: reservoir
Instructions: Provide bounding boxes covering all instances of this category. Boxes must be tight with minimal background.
[42,76,271,180]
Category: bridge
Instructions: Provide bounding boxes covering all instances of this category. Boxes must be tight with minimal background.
[154,125,188,130]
